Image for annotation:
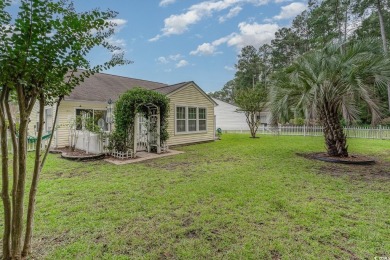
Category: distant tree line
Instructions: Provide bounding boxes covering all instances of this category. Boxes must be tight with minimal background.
[209,0,390,126]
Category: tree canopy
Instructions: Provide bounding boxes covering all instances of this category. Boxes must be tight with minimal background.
[0,0,129,258]
[213,0,390,123]
[271,39,390,156]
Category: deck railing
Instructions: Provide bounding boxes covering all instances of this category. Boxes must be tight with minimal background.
[0,130,52,154]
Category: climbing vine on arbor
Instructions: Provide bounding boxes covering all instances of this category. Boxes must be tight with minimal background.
[110,87,170,152]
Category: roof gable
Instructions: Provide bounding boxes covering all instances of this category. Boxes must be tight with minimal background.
[166,82,218,106]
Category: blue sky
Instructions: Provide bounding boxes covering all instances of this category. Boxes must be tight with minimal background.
[10,0,307,92]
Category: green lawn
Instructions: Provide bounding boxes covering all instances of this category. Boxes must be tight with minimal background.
[2,134,390,259]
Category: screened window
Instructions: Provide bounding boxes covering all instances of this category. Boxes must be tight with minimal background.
[176,107,186,132]
[199,108,206,131]
[93,110,107,130]
[175,106,207,134]
[75,109,107,131]
[188,107,197,132]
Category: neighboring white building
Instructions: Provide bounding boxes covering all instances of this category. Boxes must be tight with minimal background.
[213,98,249,131]
[212,98,271,131]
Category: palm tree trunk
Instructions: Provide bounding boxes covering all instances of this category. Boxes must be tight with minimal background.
[376,0,390,111]
[321,106,348,157]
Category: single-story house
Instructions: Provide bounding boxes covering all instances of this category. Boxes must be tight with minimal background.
[29,72,217,148]
[212,98,271,131]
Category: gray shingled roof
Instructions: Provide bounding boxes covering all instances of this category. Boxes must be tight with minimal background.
[65,71,191,102]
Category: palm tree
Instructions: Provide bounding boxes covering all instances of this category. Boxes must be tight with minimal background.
[271,39,390,157]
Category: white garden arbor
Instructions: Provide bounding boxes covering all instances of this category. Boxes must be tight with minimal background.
[134,103,161,155]
[109,88,170,160]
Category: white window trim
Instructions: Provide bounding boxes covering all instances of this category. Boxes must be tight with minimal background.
[175,105,207,135]
[74,108,108,131]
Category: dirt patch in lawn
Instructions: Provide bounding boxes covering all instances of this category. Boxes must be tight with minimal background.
[143,156,242,171]
[29,231,74,259]
[298,153,390,181]
[143,160,197,171]
[318,162,390,181]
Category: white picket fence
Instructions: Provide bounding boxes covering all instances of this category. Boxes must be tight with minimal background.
[223,125,390,140]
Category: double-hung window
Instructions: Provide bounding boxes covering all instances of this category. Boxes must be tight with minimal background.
[176,106,207,134]
[188,107,197,132]
[199,108,206,131]
[176,107,186,132]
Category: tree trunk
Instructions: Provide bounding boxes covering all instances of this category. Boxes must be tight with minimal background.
[245,111,258,138]
[0,89,12,259]
[11,117,28,259]
[376,0,390,111]
[5,95,19,225]
[22,96,45,257]
[41,96,62,168]
[321,106,348,157]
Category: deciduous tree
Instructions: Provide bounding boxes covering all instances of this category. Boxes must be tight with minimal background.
[0,0,129,258]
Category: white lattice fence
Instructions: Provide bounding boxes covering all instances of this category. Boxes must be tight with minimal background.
[111,149,134,159]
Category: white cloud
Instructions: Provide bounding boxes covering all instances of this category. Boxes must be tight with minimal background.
[107,18,128,33]
[224,66,235,71]
[176,59,189,68]
[190,43,218,56]
[157,57,169,64]
[190,22,279,55]
[273,2,306,20]
[219,6,243,23]
[274,0,293,3]
[169,54,183,61]
[150,0,270,41]
[227,22,279,49]
[159,0,176,6]
[109,19,127,27]
[107,37,127,54]
[156,54,184,64]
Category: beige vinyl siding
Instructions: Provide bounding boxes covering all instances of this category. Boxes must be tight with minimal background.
[55,100,108,148]
[167,83,215,146]
[27,102,39,136]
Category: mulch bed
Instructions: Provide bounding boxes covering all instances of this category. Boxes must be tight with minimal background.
[50,147,105,161]
[297,152,376,165]
[297,152,390,181]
